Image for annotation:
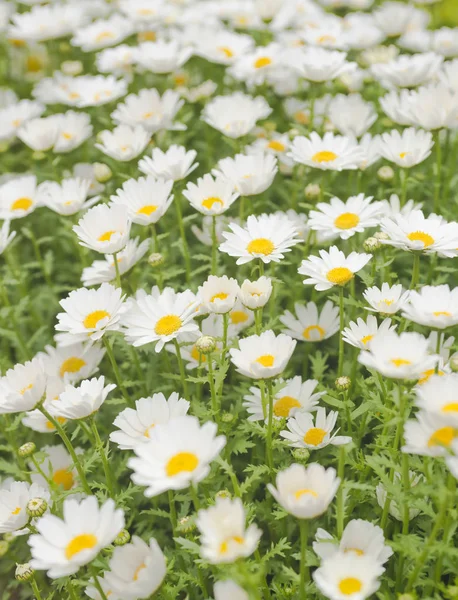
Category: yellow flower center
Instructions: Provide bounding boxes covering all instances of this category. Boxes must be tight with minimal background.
[219,536,244,554]
[399,151,409,159]
[326,267,353,286]
[303,427,327,446]
[442,403,458,413]
[338,577,363,595]
[360,334,374,346]
[390,358,412,367]
[166,452,199,476]
[230,311,249,324]
[303,325,325,341]
[218,46,234,58]
[137,205,158,216]
[98,230,117,242]
[210,292,229,303]
[133,562,146,581]
[53,468,74,490]
[84,310,110,329]
[26,55,44,73]
[428,426,456,448]
[382,299,394,306]
[256,354,275,367]
[312,150,338,163]
[138,30,156,42]
[267,140,286,152]
[95,30,115,43]
[295,488,318,499]
[344,548,364,556]
[65,533,98,559]
[62,132,73,140]
[45,416,66,430]
[154,315,182,336]
[60,357,86,378]
[143,111,155,119]
[11,506,21,515]
[247,238,274,256]
[294,111,309,125]
[407,231,434,248]
[317,34,336,44]
[202,196,223,210]
[273,396,301,418]
[334,212,360,230]
[254,56,272,69]
[11,197,33,211]
[433,311,451,317]
[418,368,444,385]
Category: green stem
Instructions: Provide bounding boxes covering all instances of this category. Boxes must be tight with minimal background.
[299,519,309,600]
[266,379,274,472]
[254,309,262,334]
[410,253,420,290]
[433,129,442,214]
[336,446,346,537]
[67,579,79,600]
[211,215,217,275]
[103,337,131,405]
[174,193,191,284]
[89,565,109,600]
[207,351,218,419]
[433,474,456,584]
[30,455,55,490]
[434,331,441,374]
[113,252,122,289]
[173,339,189,398]
[90,418,115,497]
[400,168,407,207]
[168,489,178,535]
[190,484,201,512]
[337,287,345,377]
[30,577,43,600]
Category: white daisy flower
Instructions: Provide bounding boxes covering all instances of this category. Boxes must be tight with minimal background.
[71,162,105,196]
[244,376,323,422]
[402,284,458,329]
[0,99,44,142]
[0,174,39,220]
[245,133,293,167]
[219,214,299,265]
[370,52,442,89]
[298,246,372,291]
[289,132,364,171]
[111,89,185,134]
[194,30,255,65]
[128,415,226,497]
[39,178,99,216]
[308,194,383,240]
[358,331,439,380]
[229,43,286,86]
[0,358,46,414]
[29,496,125,578]
[139,145,198,181]
[71,15,133,52]
[313,519,393,564]
[82,238,150,287]
[16,115,60,151]
[73,204,131,255]
[30,444,81,491]
[196,497,262,564]
[375,470,424,521]
[55,283,126,346]
[214,580,249,600]
[0,481,50,535]
[135,40,192,73]
[95,124,150,162]
[404,83,458,131]
[378,128,433,168]
[48,376,115,420]
[379,89,415,127]
[280,301,340,342]
[110,176,173,226]
[0,220,16,255]
[363,283,410,315]
[403,411,457,457]
[52,111,93,153]
[96,44,136,77]
[202,92,271,139]
[8,4,86,42]
[121,286,199,351]
[281,407,351,450]
[229,330,296,380]
[238,276,273,310]
[178,80,218,103]
[379,193,423,218]
[415,373,458,424]
[373,1,428,37]
[183,174,239,216]
[228,300,255,336]
[432,27,458,57]
[342,316,397,349]
[268,463,340,519]
[39,343,105,382]
[290,46,352,82]
[327,94,377,138]
[110,392,190,451]
[198,275,240,315]
[213,153,277,196]
[34,74,128,108]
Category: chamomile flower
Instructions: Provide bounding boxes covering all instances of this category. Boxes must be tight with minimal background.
[245,133,292,167]
[244,376,323,422]
[8,4,86,42]
[183,174,239,216]
[30,445,81,491]
[363,283,410,315]
[139,145,198,181]
[110,176,173,225]
[327,94,377,138]
[280,301,340,342]
[375,470,424,521]
[121,286,199,351]
[111,89,184,134]
[268,463,340,519]
[379,89,415,127]
[39,178,99,216]
[22,388,67,434]
[229,330,296,380]
[405,83,458,130]
[135,40,192,73]
[39,343,105,382]
[103,537,166,599]
[0,358,46,414]
[110,393,190,451]
[196,497,262,564]
[291,47,352,82]
[228,300,255,336]
[0,220,16,255]
[95,124,150,162]
[342,316,397,350]
[202,92,271,139]
[380,210,458,257]
[34,74,128,108]
[378,128,433,168]
[313,519,393,564]
[299,246,372,291]
[128,415,226,497]
[0,481,50,534]
[199,275,240,315]
[289,133,364,171]
[308,194,382,240]
[29,496,125,578]
[373,1,427,37]
[82,238,150,287]
[370,52,442,89]
[195,30,255,65]
[48,376,115,420]
[0,99,44,142]
[403,411,457,457]
[213,153,277,196]
[379,193,423,218]
[402,285,458,329]
[281,407,351,450]
[16,115,60,151]
[214,580,249,600]
[359,331,439,380]
[73,204,131,255]
[415,374,458,424]
[432,27,458,57]
[313,553,384,600]
[0,175,39,220]
[96,45,136,77]
[229,43,285,86]
[55,283,126,346]
[239,276,273,310]
[219,214,299,265]
[72,15,133,52]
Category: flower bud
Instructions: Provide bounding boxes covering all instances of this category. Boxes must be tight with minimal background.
[61,60,83,76]
[363,237,381,253]
[113,529,131,546]
[377,166,394,182]
[93,163,112,183]
[15,563,34,582]
[335,376,351,391]
[18,442,36,458]
[221,412,234,423]
[148,252,164,267]
[288,128,300,138]
[263,121,277,132]
[216,489,231,500]
[177,515,195,534]
[374,231,389,241]
[0,540,9,557]
[0,141,10,153]
[27,497,48,518]
[449,355,458,373]
[32,151,46,161]
[195,335,216,355]
[304,183,321,200]
[292,448,310,462]
[398,595,416,600]
[58,42,71,54]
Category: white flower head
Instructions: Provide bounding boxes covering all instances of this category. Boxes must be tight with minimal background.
[289,132,364,171]
[48,376,115,420]
[213,153,277,197]
[238,276,273,310]
[73,204,131,255]
[111,89,184,134]
[378,128,433,168]
[183,174,239,216]
[280,301,340,342]
[230,330,296,380]
[95,124,150,162]
[403,411,457,457]
[402,285,458,329]
[39,178,99,216]
[0,358,46,414]
[299,246,372,291]
[135,40,192,74]
[281,407,351,450]
[0,481,50,535]
[342,316,397,349]
[110,176,173,225]
[202,92,271,139]
[139,145,198,182]
[0,175,39,220]
[198,275,240,315]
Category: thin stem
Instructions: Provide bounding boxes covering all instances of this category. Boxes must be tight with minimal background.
[336,446,346,537]
[103,337,131,405]
[168,489,178,535]
[400,168,408,207]
[266,379,274,472]
[174,193,191,284]
[433,129,442,214]
[211,215,217,275]
[299,519,309,600]
[39,406,91,495]
[30,455,55,490]
[221,312,229,363]
[254,308,262,334]
[207,351,218,419]
[173,339,189,398]
[434,331,442,374]
[239,195,245,221]
[113,253,122,289]
[410,253,420,290]
[90,418,115,497]
[89,565,108,600]
[30,577,43,600]
[190,484,201,512]
[67,579,79,600]
[338,287,345,377]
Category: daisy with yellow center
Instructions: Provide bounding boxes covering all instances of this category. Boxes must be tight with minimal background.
[289,132,364,171]
[403,410,458,457]
[73,204,131,255]
[199,275,240,315]
[299,246,372,291]
[0,481,50,535]
[415,374,458,426]
[0,175,38,220]
[230,330,296,380]
[183,174,239,216]
[342,316,397,350]
[281,407,351,450]
[402,284,458,329]
[281,300,340,343]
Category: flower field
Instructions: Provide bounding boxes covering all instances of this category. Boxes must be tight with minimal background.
[1,0,458,599]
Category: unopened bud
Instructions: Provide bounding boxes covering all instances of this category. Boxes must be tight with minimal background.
[195,335,216,355]
[288,128,300,138]
[335,376,351,391]
[363,237,381,252]
[304,183,321,200]
[398,595,416,600]
[323,120,335,132]
[93,163,112,183]
[113,529,130,546]
[0,540,9,557]
[0,141,9,153]
[58,42,71,54]
[27,497,48,518]
[177,515,195,533]
[292,448,310,462]
[32,151,46,161]
[215,489,231,500]
[61,60,83,76]
[221,412,234,423]
[378,165,394,182]
[374,231,389,241]
[449,355,458,373]
[18,442,36,458]
[263,121,277,132]
[148,252,164,267]
[15,563,34,581]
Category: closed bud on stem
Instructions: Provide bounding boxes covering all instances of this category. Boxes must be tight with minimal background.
[374,231,389,241]
[363,237,381,253]
[32,151,46,161]
[61,60,83,76]
[263,121,276,132]
[113,529,130,546]
[148,252,164,267]
[27,497,48,518]
[292,448,310,462]
[93,163,112,183]
[195,335,216,355]
[15,563,34,582]
[221,412,234,423]
[335,376,351,391]
[215,489,231,500]
[304,183,321,200]
[377,166,394,182]
[18,442,36,458]
[178,516,195,533]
